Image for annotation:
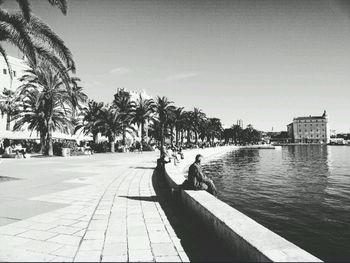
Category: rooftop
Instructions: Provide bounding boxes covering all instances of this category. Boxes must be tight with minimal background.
[293,111,327,121]
[294,116,326,120]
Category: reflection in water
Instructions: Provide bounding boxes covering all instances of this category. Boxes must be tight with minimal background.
[202,146,350,262]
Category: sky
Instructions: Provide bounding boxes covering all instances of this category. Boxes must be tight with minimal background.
[3,0,350,132]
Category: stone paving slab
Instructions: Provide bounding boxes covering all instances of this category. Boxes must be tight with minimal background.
[0,153,190,262]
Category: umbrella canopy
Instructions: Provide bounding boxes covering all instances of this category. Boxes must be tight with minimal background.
[0,130,39,140]
[0,130,92,141]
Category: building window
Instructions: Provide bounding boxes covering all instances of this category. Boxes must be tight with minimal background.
[13,71,16,77]
[3,69,7,75]
[299,130,301,132]
[316,135,319,137]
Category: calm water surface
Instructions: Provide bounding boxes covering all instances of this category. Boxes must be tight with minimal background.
[202,145,350,262]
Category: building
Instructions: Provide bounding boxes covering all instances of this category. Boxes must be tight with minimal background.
[267,131,292,144]
[287,111,329,143]
[0,55,29,134]
[237,119,243,129]
[0,55,90,142]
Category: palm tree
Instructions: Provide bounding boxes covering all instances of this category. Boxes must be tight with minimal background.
[68,77,87,115]
[148,119,162,144]
[191,107,206,144]
[183,111,193,144]
[0,88,18,130]
[14,61,74,156]
[166,107,177,147]
[95,106,123,153]
[74,100,104,143]
[231,124,243,145]
[154,96,175,155]
[0,0,74,81]
[132,94,155,146]
[14,85,73,156]
[199,118,209,143]
[113,89,135,147]
[173,107,185,146]
[207,118,223,144]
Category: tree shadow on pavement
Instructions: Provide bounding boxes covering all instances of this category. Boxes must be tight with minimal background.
[131,166,155,170]
[152,168,234,262]
[119,195,157,202]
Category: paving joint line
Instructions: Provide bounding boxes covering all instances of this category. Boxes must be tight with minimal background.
[72,167,129,262]
[99,168,136,262]
[140,169,157,260]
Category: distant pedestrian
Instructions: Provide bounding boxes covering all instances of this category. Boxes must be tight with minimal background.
[160,146,171,164]
[183,154,217,196]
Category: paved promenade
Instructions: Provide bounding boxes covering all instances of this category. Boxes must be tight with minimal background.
[0,152,189,262]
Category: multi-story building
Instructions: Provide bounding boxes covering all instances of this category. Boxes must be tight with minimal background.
[237,119,244,129]
[0,55,29,134]
[287,111,329,143]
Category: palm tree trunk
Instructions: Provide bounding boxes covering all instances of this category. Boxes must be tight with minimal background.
[47,131,53,156]
[6,113,10,131]
[160,124,164,157]
[170,125,174,147]
[181,130,184,145]
[93,132,98,144]
[40,131,46,154]
[187,129,191,144]
[122,126,126,146]
[175,127,179,146]
[195,131,198,144]
[141,122,145,146]
[110,135,115,153]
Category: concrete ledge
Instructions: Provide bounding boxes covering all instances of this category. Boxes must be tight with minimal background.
[162,146,322,262]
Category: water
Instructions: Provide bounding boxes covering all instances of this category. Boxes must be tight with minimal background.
[202,145,350,262]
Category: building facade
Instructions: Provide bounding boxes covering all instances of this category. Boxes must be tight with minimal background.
[237,119,244,129]
[287,111,329,143]
[0,55,29,133]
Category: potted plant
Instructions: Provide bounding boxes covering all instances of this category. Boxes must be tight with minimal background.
[61,140,71,157]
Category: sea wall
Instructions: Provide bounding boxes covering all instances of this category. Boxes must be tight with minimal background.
[162,146,322,262]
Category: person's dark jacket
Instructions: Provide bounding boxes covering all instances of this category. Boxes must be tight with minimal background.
[188,162,210,189]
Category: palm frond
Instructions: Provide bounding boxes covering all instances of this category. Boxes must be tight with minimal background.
[0,10,37,64]
[29,15,75,72]
[16,0,31,21]
[47,0,68,15]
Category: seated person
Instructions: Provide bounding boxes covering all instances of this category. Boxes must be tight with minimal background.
[184,154,217,196]
[171,146,180,164]
[14,143,26,158]
[2,145,17,158]
[160,146,171,164]
[166,146,173,159]
[5,145,13,155]
[178,147,184,159]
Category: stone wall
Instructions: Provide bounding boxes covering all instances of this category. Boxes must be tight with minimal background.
[162,146,322,262]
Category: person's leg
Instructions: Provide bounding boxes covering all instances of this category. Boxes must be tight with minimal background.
[205,180,217,196]
[198,183,208,191]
